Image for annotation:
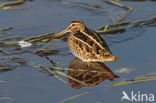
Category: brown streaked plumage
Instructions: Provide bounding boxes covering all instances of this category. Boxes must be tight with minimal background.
[56,20,119,62]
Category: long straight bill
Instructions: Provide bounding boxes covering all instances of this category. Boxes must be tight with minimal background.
[54,28,70,37]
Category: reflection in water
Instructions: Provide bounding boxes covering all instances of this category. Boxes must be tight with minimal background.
[68,58,119,89]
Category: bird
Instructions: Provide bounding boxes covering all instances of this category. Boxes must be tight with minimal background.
[55,20,119,63]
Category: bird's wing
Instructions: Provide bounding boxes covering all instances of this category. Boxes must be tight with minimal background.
[83,28,111,51]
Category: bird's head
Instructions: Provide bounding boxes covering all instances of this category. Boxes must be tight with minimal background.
[67,20,85,32]
[55,20,85,36]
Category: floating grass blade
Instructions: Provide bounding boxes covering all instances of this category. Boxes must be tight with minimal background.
[2,6,24,10]
[0,80,6,83]
[34,65,68,85]
[111,77,156,86]
[45,68,68,85]
[96,28,126,34]
[98,16,156,34]
[0,97,14,100]
[34,49,59,57]
[0,27,13,31]
[3,41,19,45]
[111,72,156,86]
[55,70,87,86]
[0,36,21,42]
[0,0,25,7]
[0,67,13,71]
[58,91,89,103]
[0,48,5,53]
[103,0,133,23]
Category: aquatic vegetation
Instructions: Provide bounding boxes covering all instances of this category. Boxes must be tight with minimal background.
[103,0,133,23]
[97,16,156,34]
[111,73,156,86]
[1,16,155,46]
[0,27,13,31]
[0,0,33,10]
[0,48,5,53]
[34,64,88,86]
[58,91,89,103]
[59,1,107,15]
[0,36,21,42]
[34,49,59,57]
[2,6,24,10]
[0,66,13,72]
[0,80,6,83]
[0,97,14,100]
[0,0,25,7]
[0,57,27,72]
[60,1,102,9]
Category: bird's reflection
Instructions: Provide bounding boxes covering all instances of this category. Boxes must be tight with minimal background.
[68,58,119,89]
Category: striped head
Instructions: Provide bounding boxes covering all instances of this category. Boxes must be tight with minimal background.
[55,20,86,36]
[67,20,86,33]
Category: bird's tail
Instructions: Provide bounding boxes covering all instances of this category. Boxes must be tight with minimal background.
[114,57,119,62]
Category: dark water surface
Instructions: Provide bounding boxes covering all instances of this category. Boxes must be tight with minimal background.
[0,0,156,103]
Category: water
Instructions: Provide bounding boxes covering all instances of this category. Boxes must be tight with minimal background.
[0,0,156,103]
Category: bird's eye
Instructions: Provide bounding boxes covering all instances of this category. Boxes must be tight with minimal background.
[72,24,75,26]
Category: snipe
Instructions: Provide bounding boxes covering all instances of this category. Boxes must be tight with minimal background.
[56,20,119,62]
